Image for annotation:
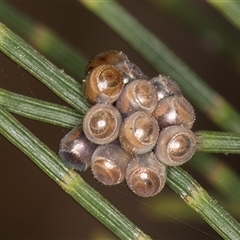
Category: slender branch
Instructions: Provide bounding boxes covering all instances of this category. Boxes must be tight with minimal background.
[207,1,240,30]
[0,107,151,240]
[196,131,240,153]
[0,22,89,114]
[167,167,240,240]
[0,87,82,128]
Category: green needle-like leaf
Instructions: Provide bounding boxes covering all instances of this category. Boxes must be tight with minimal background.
[207,1,240,30]
[0,106,151,240]
[190,153,240,204]
[0,106,67,181]
[196,131,240,153]
[0,22,89,114]
[0,87,81,128]
[152,1,240,69]
[167,167,240,240]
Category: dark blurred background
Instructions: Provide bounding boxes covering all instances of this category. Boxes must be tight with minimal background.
[1,1,240,239]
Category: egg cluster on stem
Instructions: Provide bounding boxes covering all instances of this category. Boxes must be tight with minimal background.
[59,50,196,197]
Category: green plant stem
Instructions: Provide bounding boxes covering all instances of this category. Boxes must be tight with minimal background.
[196,131,240,153]
[1,13,240,239]
[2,86,240,205]
[2,86,240,207]
[167,167,240,240]
[0,87,81,128]
[0,23,89,114]
[1,103,239,240]
[207,1,240,30]
[80,0,240,133]
[0,106,151,240]
[0,1,87,78]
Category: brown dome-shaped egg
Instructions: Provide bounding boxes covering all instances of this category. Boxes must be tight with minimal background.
[85,50,144,83]
[155,125,196,166]
[152,95,195,129]
[119,111,159,155]
[126,152,167,197]
[83,103,122,145]
[83,64,124,104]
[91,140,131,185]
[85,50,129,75]
[116,79,158,118]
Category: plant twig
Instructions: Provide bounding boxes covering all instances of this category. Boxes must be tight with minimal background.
[196,131,240,153]
[167,167,240,240]
[0,106,151,240]
[207,1,240,30]
[0,87,81,128]
[0,22,89,114]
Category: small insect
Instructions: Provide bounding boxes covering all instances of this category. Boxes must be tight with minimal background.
[59,50,196,197]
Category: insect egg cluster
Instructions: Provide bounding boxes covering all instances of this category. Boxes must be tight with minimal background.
[59,50,196,197]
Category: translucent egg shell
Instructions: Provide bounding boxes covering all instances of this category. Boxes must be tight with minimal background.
[150,75,182,101]
[59,124,98,171]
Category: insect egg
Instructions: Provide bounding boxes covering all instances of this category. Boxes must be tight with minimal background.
[116,79,158,118]
[152,95,195,129]
[155,125,196,166]
[83,64,124,104]
[116,61,145,81]
[91,140,132,185]
[83,103,122,145]
[150,75,182,101]
[85,50,129,75]
[59,124,98,171]
[84,50,144,83]
[119,111,159,155]
[126,152,167,198]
